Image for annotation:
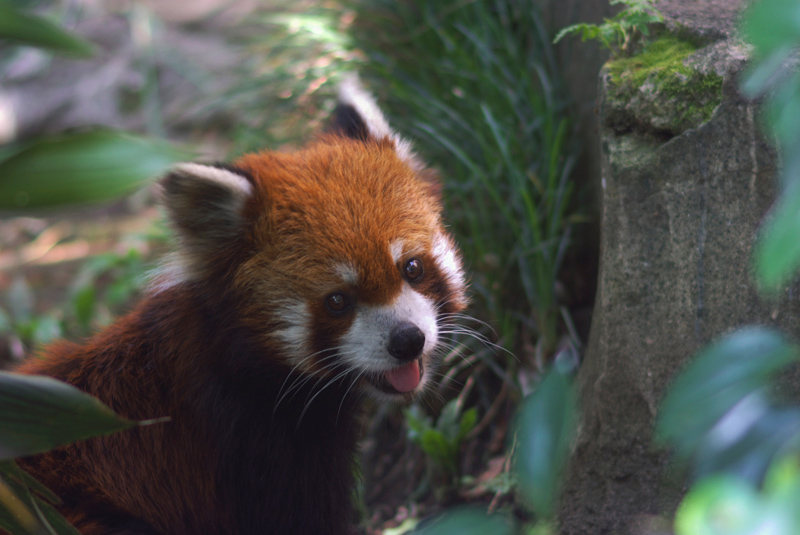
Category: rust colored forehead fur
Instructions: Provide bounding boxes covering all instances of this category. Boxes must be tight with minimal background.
[234,138,442,304]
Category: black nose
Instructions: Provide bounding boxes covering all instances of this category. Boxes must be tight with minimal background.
[388,322,426,361]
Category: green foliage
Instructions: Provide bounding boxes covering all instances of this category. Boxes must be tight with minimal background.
[67,247,152,336]
[406,364,577,533]
[0,460,81,535]
[0,276,62,356]
[0,243,155,358]
[0,6,186,534]
[741,0,800,292]
[674,456,800,535]
[656,328,800,482]
[0,372,166,535]
[514,365,577,520]
[226,1,361,155]
[0,372,160,460]
[352,0,580,359]
[412,506,516,535]
[553,0,663,57]
[0,131,190,210]
[0,0,94,57]
[405,400,478,485]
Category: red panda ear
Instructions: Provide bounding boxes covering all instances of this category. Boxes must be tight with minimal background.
[332,75,427,172]
[160,163,253,271]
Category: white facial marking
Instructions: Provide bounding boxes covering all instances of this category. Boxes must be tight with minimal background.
[389,240,405,264]
[273,299,311,366]
[433,232,465,290]
[334,262,358,286]
[340,285,438,373]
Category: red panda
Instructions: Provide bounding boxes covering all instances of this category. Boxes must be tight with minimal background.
[12,77,467,535]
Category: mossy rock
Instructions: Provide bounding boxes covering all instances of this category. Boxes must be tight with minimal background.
[602,35,723,137]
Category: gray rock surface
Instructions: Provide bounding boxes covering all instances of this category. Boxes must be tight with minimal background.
[559,0,800,533]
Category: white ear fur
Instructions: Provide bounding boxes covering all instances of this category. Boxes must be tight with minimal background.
[158,163,253,283]
[171,162,253,201]
[337,74,423,171]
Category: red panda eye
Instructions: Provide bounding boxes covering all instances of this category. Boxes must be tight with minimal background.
[325,293,351,315]
[403,258,424,282]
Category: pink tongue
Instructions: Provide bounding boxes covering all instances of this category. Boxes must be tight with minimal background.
[386,361,421,393]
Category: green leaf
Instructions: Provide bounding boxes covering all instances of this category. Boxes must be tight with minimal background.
[0,476,37,535]
[0,462,60,506]
[674,476,762,535]
[656,328,797,459]
[71,286,96,331]
[413,506,515,535]
[764,455,800,499]
[742,0,800,59]
[0,372,157,460]
[30,314,62,347]
[690,400,800,482]
[553,23,600,44]
[740,45,795,98]
[7,276,34,324]
[0,2,94,57]
[0,131,191,210]
[420,429,451,464]
[753,181,800,294]
[458,408,478,441]
[404,405,431,442]
[0,460,82,535]
[515,366,577,519]
[435,399,461,440]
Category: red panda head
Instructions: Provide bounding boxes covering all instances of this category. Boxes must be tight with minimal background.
[157,77,467,401]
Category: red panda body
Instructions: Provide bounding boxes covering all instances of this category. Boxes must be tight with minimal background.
[12,79,467,535]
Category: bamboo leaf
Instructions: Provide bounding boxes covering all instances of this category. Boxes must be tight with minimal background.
[0,131,191,210]
[0,2,94,57]
[0,372,166,460]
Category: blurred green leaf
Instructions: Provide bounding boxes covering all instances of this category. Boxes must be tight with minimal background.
[0,460,81,535]
[742,0,800,59]
[515,366,577,519]
[690,401,800,482]
[31,315,61,347]
[404,405,430,442]
[755,193,800,289]
[656,328,797,460]
[764,455,800,498]
[8,277,34,324]
[421,430,451,465]
[0,131,191,210]
[0,463,60,507]
[674,476,762,535]
[740,45,794,98]
[0,1,94,57]
[0,372,165,460]
[71,286,96,331]
[436,400,461,440]
[458,408,478,440]
[413,506,515,535]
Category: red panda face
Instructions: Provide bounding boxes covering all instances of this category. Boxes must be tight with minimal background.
[157,77,467,402]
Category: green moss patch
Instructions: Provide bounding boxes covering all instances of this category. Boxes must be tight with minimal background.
[604,35,724,135]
